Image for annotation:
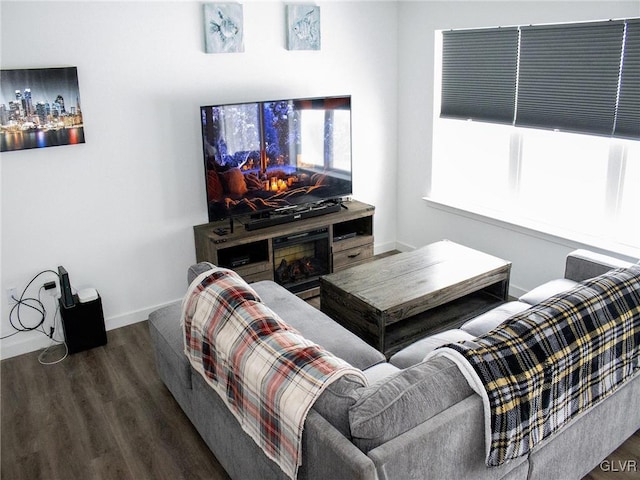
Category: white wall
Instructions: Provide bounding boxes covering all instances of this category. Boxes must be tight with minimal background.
[0,1,398,358]
[397,1,640,296]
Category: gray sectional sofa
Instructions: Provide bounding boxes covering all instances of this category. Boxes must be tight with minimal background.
[148,249,639,480]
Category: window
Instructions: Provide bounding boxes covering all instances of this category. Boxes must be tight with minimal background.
[431,21,640,255]
[517,130,609,234]
[299,109,351,171]
[431,120,512,211]
[614,142,640,246]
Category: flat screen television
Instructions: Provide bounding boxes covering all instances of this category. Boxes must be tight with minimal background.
[200,95,353,222]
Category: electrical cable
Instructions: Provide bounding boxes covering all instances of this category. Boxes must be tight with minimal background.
[1,269,59,340]
[2,269,69,364]
[37,298,68,365]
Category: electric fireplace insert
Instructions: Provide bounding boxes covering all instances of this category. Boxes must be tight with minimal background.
[273,228,330,293]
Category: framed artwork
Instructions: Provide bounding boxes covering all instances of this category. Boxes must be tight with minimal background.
[204,3,244,54]
[0,66,85,152]
[286,5,321,51]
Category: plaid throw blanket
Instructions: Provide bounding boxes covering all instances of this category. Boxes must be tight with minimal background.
[181,267,367,479]
[427,265,640,467]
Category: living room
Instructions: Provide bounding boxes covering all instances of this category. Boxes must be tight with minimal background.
[3,0,637,360]
[2,1,640,479]
[2,0,638,358]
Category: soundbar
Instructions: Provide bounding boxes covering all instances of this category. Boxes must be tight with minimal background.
[244,202,342,231]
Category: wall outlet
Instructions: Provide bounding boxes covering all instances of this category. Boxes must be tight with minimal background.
[7,287,18,304]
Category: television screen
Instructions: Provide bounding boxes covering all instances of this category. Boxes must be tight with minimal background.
[200,95,352,221]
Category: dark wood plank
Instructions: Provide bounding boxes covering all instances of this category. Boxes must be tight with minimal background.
[1,321,230,480]
[583,431,640,479]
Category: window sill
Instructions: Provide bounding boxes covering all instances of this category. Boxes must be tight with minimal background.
[422,196,640,261]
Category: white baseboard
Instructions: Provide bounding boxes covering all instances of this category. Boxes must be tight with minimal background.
[0,298,182,361]
[374,240,402,255]
[509,284,527,300]
[1,244,405,360]
[104,299,182,332]
[394,240,417,252]
[0,334,58,361]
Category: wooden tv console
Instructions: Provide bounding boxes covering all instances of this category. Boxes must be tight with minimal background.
[193,200,374,297]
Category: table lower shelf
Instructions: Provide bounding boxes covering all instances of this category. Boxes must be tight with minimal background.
[321,283,506,358]
[383,289,505,357]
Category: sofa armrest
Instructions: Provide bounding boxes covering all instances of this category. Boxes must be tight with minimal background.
[300,410,378,480]
[564,249,634,282]
[187,262,215,285]
[367,396,529,480]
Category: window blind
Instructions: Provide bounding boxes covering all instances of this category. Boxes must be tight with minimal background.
[614,19,640,139]
[440,19,639,140]
[441,27,518,124]
[516,21,625,137]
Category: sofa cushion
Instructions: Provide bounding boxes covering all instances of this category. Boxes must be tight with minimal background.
[519,278,578,305]
[389,330,474,369]
[316,363,403,439]
[461,301,531,337]
[252,280,386,370]
[349,356,474,453]
[363,362,401,385]
[312,375,365,439]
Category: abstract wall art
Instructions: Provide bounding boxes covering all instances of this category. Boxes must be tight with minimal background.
[286,5,321,51]
[204,3,244,54]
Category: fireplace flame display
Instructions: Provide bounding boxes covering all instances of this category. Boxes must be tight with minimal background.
[275,257,324,285]
[273,228,330,291]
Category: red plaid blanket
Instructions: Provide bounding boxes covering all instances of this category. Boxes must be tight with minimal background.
[181,267,367,479]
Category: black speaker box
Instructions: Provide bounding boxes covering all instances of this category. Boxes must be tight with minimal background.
[59,295,107,354]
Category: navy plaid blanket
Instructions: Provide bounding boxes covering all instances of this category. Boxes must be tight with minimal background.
[181,267,366,479]
[427,265,640,466]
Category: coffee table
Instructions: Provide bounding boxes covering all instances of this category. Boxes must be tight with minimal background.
[319,240,511,357]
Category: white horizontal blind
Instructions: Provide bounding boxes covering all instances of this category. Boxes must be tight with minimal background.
[614,19,640,139]
[516,21,625,136]
[441,27,519,124]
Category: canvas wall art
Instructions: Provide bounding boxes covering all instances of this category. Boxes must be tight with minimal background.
[204,3,244,54]
[286,5,321,51]
[0,66,85,152]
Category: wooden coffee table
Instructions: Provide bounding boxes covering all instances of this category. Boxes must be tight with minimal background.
[319,240,511,357]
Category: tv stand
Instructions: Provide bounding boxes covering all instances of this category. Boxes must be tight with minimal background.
[194,200,375,297]
[242,200,343,231]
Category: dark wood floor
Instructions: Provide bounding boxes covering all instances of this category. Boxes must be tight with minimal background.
[2,314,639,479]
[1,321,229,480]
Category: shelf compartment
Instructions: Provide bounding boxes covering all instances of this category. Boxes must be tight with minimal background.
[216,239,270,270]
[383,289,505,357]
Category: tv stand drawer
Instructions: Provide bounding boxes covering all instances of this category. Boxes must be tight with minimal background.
[333,244,374,271]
